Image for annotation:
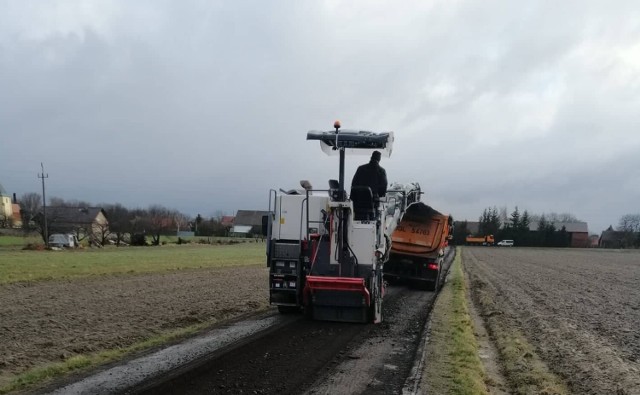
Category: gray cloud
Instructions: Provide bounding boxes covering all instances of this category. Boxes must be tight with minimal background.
[1,0,639,233]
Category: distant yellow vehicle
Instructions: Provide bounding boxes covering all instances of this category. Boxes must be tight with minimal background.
[465,234,495,246]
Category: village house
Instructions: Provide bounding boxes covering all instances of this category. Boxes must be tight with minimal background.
[599,225,639,248]
[37,206,109,242]
[0,183,22,228]
[231,210,269,237]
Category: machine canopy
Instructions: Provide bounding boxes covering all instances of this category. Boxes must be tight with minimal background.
[307,130,394,157]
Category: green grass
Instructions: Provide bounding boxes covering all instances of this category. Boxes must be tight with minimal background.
[0,243,266,284]
[445,249,488,394]
[0,234,257,249]
[0,314,267,395]
[0,235,41,247]
[424,248,488,394]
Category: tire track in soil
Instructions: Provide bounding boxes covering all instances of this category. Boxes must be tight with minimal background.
[463,247,640,395]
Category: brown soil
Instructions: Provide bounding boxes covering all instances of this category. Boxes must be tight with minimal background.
[463,247,640,395]
[0,265,269,386]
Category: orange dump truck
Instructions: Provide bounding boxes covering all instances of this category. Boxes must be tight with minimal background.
[465,235,495,246]
[384,203,452,291]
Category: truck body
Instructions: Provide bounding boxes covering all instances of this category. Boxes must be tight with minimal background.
[384,203,452,290]
[265,125,418,323]
[465,235,495,246]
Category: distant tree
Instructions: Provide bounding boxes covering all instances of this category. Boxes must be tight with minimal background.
[537,215,547,232]
[48,197,91,208]
[146,205,173,245]
[499,206,508,226]
[536,215,557,247]
[617,214,640,233]
[0,213,9,228]
[489,207,501,232]
[128,208,144,236]
[174,212,189,234]
[617,214,640,247]
[452,221,469,245]
[195,216,227,237]
[520,210,531,232]
[130,233,147,246]
[479,208,489,235]
[477,207,501,241]
[557,226,570,247]
[213,210,226,222]
[196,217,213,237]
[32,208,65,244]
[194,214,203,236]
[19,192,41,232]
[547,212,580,223]
[103,204,131,246]
[510,206,521,230]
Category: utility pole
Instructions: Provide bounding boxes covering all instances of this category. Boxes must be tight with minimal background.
[38,163,49,248]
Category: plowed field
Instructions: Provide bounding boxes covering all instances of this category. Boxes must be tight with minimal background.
[463,247,640,394]
[0,265,269,389]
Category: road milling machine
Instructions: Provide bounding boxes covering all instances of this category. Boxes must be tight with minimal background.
[264,122,421,323]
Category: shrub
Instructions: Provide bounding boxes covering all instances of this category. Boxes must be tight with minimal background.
[130,233,147,246]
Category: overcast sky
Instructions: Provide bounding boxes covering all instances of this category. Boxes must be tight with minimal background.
[1,1,639,234]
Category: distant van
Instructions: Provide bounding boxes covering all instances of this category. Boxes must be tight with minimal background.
[49,233,79,248]
[497,239,514,247]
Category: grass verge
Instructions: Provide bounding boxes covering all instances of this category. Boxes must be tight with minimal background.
[0,243,266,284]
[467,253,569,394]
[423,248,488,394]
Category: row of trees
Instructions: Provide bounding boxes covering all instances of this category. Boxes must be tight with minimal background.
[15,193,231,246]
[453,206,580,247]
[615,214,640,248]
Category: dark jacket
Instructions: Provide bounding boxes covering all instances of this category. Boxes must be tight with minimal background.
[351,160,388,198]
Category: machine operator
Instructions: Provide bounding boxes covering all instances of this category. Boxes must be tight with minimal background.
[351,150,388,199]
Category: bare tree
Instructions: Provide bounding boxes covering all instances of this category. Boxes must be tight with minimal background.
[617,214,640,248]
[48,196,66,207]
[173,211,189,234]
[93,220,111,246]
[527,212,580,224]
[213,210,227,222]
[547,212,580,223]
[618,214,640,233]
[48,197,92,208]
[0,213,9,228]
[32,208,63,244]
[103,204,131,246]
[146,205,172,245]
[19,192,41,232]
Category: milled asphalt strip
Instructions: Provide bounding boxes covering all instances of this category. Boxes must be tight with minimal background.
[401,278,447,395]
[46,313,294,395]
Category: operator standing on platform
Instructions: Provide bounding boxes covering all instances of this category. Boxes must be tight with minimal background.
[351,150,388,199]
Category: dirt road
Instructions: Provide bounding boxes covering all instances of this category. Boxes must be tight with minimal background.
[129,283,443,395]
[463,247,640,394]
